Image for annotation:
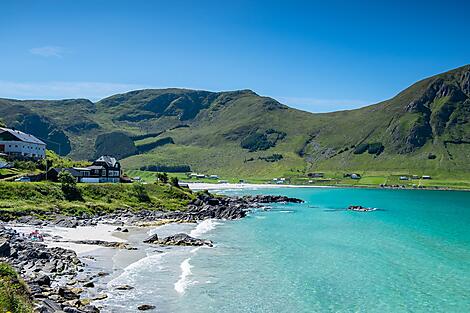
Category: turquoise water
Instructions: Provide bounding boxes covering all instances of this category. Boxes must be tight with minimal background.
[105,188,470,312]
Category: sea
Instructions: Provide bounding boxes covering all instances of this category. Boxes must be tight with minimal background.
[101,187,470,312]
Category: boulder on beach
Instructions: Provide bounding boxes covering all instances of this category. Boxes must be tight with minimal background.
[143,233,158,243]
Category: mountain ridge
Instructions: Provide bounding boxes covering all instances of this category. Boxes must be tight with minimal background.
[0,64,469,178]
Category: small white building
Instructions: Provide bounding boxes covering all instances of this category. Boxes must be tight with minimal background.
[0,127,46,160]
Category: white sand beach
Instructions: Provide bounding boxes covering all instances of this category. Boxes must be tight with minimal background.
[187,182,331,191]
[11,223,127,254]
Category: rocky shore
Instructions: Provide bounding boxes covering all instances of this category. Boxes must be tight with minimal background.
[0,193,302,312]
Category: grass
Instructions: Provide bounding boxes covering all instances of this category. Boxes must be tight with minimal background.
[0,181,195,220]
[0,263,33,313]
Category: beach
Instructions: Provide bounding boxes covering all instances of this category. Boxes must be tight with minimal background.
[2,187,469,312]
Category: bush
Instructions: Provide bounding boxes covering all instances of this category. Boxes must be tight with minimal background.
[133,183,151,202]
[367,142,384,155]
[156,172,169,183]
[12,161,37,171]
[58,171,83,201]
[170,176,179,187]
[259,154,283,162]
[354,142,384,155]
[353,143,369,154]
[428,153,437,159]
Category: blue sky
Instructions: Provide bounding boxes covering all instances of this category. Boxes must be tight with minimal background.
[0,0,469,112]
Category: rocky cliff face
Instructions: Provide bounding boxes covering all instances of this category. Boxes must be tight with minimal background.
[393,66,470,153]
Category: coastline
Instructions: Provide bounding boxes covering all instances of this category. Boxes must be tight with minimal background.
[186,182,470,192]
[1,193,301,312]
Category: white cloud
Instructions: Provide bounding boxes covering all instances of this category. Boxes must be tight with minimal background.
[30,46,65,58]
[0,81,150,101]
[277,96,373,113]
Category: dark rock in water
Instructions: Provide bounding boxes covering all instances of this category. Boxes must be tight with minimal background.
[115,284,134,290]
[347,205,377,212]
[138,304,156,311]
[83,281,95,288]
[165,193,303,222]
[149,233,213,247]
[0,239,11,257]
[143,233,158,243]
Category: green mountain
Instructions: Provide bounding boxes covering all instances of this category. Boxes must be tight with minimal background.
[1,65,469,178]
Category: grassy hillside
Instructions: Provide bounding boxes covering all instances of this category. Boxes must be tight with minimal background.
[0,182,194,221]
[0,65,469,179]
[0,263,33,313]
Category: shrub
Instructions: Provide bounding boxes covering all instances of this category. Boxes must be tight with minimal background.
[156,172,169,183]
[353,143,369,154]
[170,176,179,187]
[133,183,151,202]
[58,171,83,201]
[367,142,384,155]
[259,154,283,162]
[12,161,37,171]
[428,153,437,159]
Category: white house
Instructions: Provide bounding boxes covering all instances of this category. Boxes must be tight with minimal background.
[0,127,46,160]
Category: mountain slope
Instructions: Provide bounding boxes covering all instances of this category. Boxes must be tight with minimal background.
[0,65,469,178]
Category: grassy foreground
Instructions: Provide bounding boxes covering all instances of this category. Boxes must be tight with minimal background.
[0,182,195,220]
[0,263,33,313]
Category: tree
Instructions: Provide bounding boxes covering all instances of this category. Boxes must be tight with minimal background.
[58,170,82,200]
[156,172,169,184]
[170,176,179,187]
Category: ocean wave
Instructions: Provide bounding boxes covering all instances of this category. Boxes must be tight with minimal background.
[174,258,197,294]
[189,219,221,237]
[108,252,167,287]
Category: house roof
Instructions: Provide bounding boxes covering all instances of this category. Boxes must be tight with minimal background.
[50,167,83,176]
[0,127,46,145]
[87,165,105,170]
[94,155,119,167]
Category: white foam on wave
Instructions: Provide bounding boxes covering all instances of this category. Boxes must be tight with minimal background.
[174,258,196,294]
[108,251,167,288]
[189,219,220,237]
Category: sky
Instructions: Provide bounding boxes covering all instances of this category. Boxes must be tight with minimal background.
[0,0,469,112]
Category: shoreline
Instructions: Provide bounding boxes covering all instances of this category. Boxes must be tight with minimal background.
[186,182,470,192]
[1,193,302,312]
